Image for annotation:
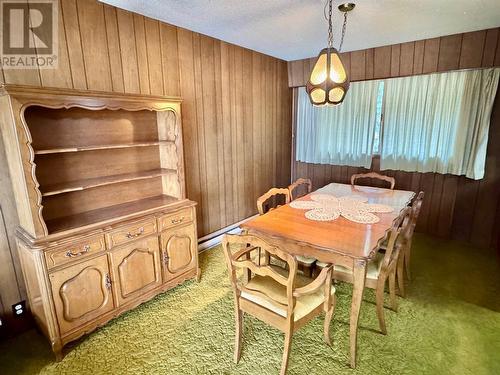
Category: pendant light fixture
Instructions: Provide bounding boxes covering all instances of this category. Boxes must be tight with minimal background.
[306,1,355,106]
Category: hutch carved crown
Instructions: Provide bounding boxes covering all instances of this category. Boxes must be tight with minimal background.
[0,85,199,358]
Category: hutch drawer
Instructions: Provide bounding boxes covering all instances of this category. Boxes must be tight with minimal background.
[45,235,106,270]
[158,207,193,231]
[106,218,157,248]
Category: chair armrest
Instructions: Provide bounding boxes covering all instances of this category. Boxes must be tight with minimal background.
[232,245,259,261]
[293,265,333,297]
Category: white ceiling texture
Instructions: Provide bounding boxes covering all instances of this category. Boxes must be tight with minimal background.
[101,0,500,61]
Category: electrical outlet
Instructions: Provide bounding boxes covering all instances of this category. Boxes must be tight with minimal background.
[12,301,26,318]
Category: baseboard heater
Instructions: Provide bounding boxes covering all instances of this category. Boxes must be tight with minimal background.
[197,214,259,252]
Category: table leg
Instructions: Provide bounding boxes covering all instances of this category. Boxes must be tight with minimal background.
[349,259,367,368]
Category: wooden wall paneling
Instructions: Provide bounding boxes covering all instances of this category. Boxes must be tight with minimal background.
[228,45,239,223]
[160,24,180,96]
[213,41,227,228]
[233,46,245,220]
[60,0,86,89]
[133,14,151,95]
[289,60,303,87]
[281,60,292,186]
[494,29,500,66]
[271,59,278,189]
[2,1,40,86]
[199,35,220,232]
[400,42,415,76]
[429,174,446,236]
[459,30,486,69]
[390,44,401,76]
[116,9,140,93]
[482,28,499,67]
[365,48,374,79]
[437,34,462,71]
[422,37,440,73]
[243,49,254,217]
[177,28,203,235]
[451,177,480,241]
[144,18,164,96]
[468,92,500,247]
[373,46,391,79]
[413,40,425,74]
[77,0,112,91]
[37,0,72,88]
[192,33,210,234]
[301,58,310,87]
[220,42,235,225]
[265,56,274,191]
[350,50,366,81]
[416,173,435,233]
[103,5,125,92]
[437,175,458,237]
[275,59,284,187]
[283,61,292,184]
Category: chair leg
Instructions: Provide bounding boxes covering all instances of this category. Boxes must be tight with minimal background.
[396,253,406,298]
[389,271,397,312]
[323,294,336,346]
[234,309,243,363]
[280,329,293,375]
[375,282,387,335]
[404,249,411,281]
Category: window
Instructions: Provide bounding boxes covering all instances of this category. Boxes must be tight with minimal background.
[296,68,500,180]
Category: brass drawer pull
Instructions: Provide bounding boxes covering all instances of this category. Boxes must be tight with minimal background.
[125,227,144,239]
[105,274,112,290]
[170,216,184,224]
[65,245,91,258]
[163,253,170,265]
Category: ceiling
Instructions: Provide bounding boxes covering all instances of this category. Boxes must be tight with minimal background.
[101,0,500,61]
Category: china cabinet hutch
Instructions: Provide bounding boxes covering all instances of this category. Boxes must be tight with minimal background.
[0,85,199,359]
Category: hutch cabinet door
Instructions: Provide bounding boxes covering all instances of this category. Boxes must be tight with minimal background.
[49,254,114,335]
[109,236,162,306]
[160,223,197,281]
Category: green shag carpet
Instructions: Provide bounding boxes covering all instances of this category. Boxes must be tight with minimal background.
[1,234,500,375]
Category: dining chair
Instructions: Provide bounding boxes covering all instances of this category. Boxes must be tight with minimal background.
[222,233,335,375]
[288,178,312,201]
[257,188,316,276]
[351,172,396,190]
[257,188,291,215]
[396,191,424,297]
[317,208,411,335]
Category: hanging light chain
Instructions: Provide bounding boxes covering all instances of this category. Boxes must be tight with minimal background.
[327,0,333,48]
[339,10,348,52]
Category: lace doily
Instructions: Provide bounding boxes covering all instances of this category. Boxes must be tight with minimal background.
[305,207,341,221]
[292,193,393,224]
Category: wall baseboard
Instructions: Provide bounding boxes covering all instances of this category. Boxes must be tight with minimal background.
[198,214,258,252]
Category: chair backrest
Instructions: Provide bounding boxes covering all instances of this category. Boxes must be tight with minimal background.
[351,172,396,190]
[288,178,312,201]
[222,233,298,315]
[405,191,424,246]
[256,188,291,215]
[411,191,424,226]
[379,207,412,274]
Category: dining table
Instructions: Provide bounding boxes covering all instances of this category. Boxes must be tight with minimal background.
[240,182,415,368]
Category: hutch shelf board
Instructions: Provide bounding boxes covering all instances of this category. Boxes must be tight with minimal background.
[0,85,199,359]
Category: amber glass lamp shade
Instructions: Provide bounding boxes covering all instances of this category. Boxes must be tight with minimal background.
[306,47,350,106]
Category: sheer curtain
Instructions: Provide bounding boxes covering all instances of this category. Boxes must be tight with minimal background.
[296,81,381,168]
[380,68,500,180]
